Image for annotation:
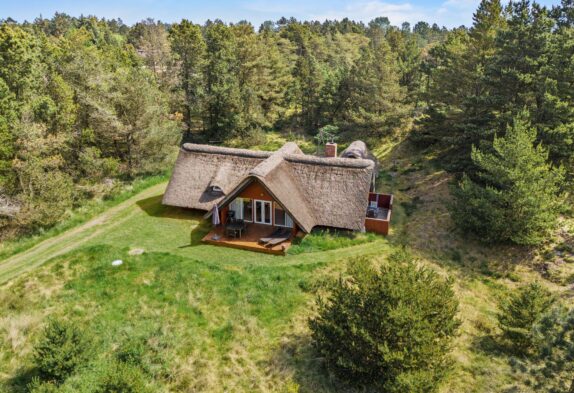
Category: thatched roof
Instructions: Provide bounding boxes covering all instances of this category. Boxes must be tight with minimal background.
[341,140,368,159]
[163,141,375,232]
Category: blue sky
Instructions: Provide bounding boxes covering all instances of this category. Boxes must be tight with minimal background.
[0,0,562,28]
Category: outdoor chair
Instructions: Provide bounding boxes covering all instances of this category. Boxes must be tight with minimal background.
[259,227,290,247]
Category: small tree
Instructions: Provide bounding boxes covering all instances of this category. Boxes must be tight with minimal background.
[451,112,565,245]
[309,252,460,391]
[33,319,91,383]
[511,305,574,392]
[498,282,554,353]
[94,361,150,393]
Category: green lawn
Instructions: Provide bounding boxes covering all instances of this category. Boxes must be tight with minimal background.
[0,183,390,392]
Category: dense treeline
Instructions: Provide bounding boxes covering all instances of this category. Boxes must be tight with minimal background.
[164,16,439,140]
[1,0,573,245]
[0,17,180,237]
[417,0,573,245]
[418,0,574,176]
[0,13,445,238]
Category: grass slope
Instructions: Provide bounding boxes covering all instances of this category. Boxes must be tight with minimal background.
[1,136,573,392]
[0,182,390,392]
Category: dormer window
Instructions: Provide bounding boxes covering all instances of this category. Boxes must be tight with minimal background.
[209,186,224,196]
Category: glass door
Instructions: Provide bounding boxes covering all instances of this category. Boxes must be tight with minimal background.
[254,200,272,225]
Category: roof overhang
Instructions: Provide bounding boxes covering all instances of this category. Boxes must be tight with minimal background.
[203,176,312,233]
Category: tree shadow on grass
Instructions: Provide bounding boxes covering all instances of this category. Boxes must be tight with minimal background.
[3,366,38,393]
[470,333,518,359]
[136,195,204,221]
[268,332,377,393]
[186,220,213,247]
[136,195,212,248]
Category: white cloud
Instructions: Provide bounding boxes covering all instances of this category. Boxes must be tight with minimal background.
[239,0,484,27]
[311,1,426,25]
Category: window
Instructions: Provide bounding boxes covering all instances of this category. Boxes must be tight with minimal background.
[274,204,294,228]
[242,198,253,222]
[208,186,224,196]
[254,200,272,225]
[229,198,243,219]
[229,198,253,221]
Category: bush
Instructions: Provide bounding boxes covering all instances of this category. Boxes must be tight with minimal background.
[115,336,146,367]
[288,229,378,254]
[33,319,92,383]
[309,251,460,391]
[498,282,555,353]
[511,305,574,392]
[94,362,150,393]
[27,378,59,393]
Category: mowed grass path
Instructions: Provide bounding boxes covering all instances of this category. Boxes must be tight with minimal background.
[0,182,169,285]
[0,182,390,392]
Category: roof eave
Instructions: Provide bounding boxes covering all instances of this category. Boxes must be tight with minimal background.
[204,175,313,233]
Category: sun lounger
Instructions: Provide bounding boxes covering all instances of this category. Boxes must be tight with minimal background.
[265,232,291,247]
[258,227,284,245]
[261,228,291,247]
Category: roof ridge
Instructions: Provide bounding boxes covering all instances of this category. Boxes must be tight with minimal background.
[182,143,273,159]
[284,153,374,168]
[249,142,303,178]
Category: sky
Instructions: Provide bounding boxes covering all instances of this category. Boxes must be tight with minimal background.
[0,0,562,29]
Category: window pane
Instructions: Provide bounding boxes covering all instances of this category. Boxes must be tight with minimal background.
[264,202,271,224]
[275,206,286,226]
[230,199,241,219]
[255,201,262,222]
[243,199,252,221]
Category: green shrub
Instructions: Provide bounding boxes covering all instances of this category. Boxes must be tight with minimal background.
[511,305,574,392]
[94,362,150,393]
[33,319,92,383]
[309,252,460,391]
[498,282,555,353]
[27,378,60,393]
[115,336,146,367]
[288,229,378,254]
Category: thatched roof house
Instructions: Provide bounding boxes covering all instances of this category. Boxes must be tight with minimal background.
[163,141,391,238]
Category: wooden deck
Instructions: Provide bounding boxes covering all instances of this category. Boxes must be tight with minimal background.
[201,223,294,255]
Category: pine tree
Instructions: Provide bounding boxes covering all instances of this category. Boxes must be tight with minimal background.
[0,78,17,189]
[310,252,459,391]
[231,22,267,134]
[537,21,574,175]
[0,24,39,99]
[497,282,554,352]
[520,305,574,392]
[452,112,565,245]
[486,1,554,128]
[169,20,206,131]
[256,29,293,127]
[417,0,505,171]
[203,21,242,140]
[342,38,407,136]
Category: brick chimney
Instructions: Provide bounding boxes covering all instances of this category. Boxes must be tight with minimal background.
[325,142,337,158]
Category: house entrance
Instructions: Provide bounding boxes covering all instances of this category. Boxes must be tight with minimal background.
[254,200,272,225]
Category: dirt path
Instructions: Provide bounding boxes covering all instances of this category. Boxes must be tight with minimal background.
[0,182,167,285]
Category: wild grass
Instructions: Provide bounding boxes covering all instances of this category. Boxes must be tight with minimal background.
[288,229,380,255]
[227,131,316,154]
[0,185,392,392]
[1,138,572,392]
[0,173,169,262]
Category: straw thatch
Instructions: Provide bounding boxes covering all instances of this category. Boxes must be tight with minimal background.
[341,140,368,159]
[163,141,375,232]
